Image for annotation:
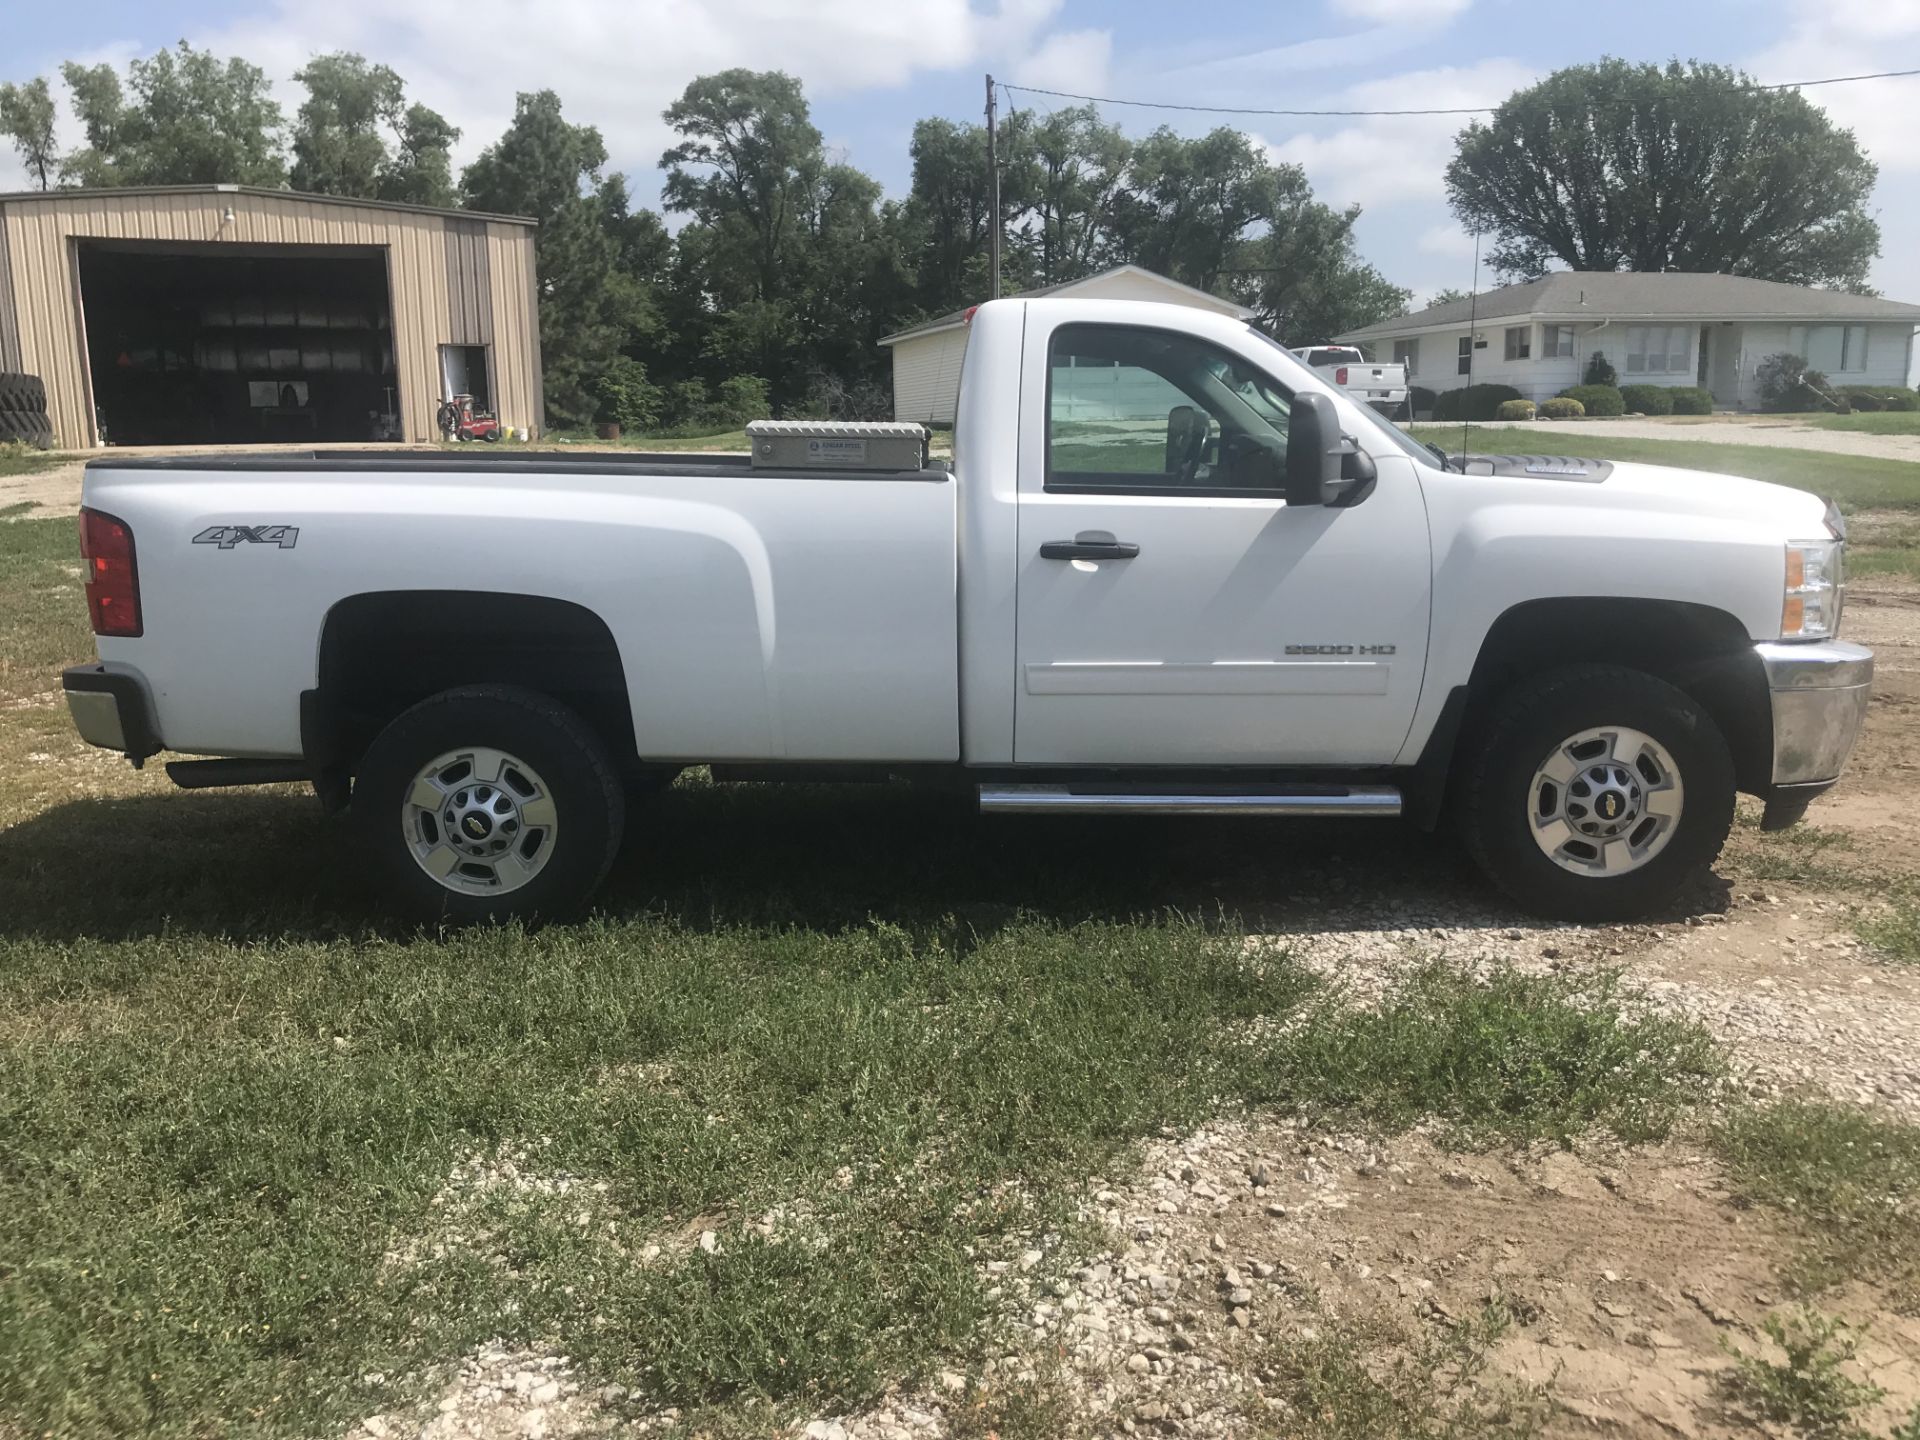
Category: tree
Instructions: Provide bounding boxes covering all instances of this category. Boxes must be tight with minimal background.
[59,42,285,187]
[1424,287,1470,308]
[661,69,899,407]
[900,116,997,314]
[462,91,646,428]
[289,53,459,207]
[1110,127,1279,293]
[1003,104,1130,287]
[0,78,58,189]
[380,103,460,208]
[1227,184,1410,343]
[1446,59,1880,288]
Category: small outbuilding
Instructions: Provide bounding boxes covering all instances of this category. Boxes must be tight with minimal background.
[0,184,542,449]
[879,264,1256,425]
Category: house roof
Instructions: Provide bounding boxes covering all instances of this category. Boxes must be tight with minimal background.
[0,183,537,226]
[1337,271,1920,343]
[879,264,1254,345]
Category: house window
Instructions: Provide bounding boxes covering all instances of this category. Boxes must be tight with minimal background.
[1791,325,1869,374]
[1543,324,1575,358]
[1457,336,1473,376]
[1624,325,1693,375]
[1503,326,1530,361]
[1393,338,1417,378]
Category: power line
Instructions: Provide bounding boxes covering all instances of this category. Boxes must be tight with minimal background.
[997,67,1920,120]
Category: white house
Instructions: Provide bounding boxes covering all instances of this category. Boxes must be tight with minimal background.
[879,265,1255,425]
[1337,271,1920,411]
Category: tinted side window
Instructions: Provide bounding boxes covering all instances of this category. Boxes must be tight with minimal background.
[1046,325,1293,495]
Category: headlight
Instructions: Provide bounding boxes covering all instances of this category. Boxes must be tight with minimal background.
[1782,537,1845,639]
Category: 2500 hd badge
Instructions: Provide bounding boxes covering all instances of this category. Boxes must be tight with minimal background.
[1284,643,1396,655]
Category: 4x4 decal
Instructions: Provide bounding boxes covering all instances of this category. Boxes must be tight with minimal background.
[193,525,300,550]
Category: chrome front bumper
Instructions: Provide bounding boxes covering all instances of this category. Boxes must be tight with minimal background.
[1754,639,1873,790]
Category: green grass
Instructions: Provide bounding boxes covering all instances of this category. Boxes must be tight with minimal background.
[1408,426,1920,511]
[1860,902,1920,964]
[0,441,65,478]
[0,515,93,703]
[535,426,751,451]
[0,696,1737,1439]
[1810,412,1920,436]
[1714,1101,1920,1303]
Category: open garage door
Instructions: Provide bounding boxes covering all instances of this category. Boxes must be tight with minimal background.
[78,241,400,446]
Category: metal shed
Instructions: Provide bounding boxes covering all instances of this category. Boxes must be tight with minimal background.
[0,185,541,449]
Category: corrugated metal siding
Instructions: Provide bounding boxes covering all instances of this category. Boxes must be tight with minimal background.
[0,213,18,372]
[443,216,493,347]
[890,328,970,424]
[485,221,542,434]
[0,190,537,446]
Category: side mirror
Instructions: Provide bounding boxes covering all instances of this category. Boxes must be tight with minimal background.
[1285,391,1378,508]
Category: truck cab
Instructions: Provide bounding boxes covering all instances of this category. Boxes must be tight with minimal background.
[64,297,1872,924]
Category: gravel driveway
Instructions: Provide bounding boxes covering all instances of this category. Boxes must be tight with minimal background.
[1485,416,1920,463]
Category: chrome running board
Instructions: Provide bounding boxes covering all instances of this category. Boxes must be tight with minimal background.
[977,784,1403,817]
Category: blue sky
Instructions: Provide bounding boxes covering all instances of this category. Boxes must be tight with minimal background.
[7,0,1919,306]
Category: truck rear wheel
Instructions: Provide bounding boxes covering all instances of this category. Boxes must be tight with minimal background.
[1458,665,1735,922]
[355,685,624,923]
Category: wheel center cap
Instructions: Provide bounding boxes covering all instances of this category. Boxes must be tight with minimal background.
[461,811,493,840]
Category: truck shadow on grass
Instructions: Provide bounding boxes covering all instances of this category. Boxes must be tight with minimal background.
[0,777,1727,943]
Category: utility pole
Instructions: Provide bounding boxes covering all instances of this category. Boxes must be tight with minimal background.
[985,73,1001,300]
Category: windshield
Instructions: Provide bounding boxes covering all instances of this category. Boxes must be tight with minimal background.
[1248,327,1443,471]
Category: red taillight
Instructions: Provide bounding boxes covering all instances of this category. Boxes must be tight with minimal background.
[79,507,142,637]
[1335,366,1349,385]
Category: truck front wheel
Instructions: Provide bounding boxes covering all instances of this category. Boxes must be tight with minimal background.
[355,685,625,923]
[1458,665,1735,922]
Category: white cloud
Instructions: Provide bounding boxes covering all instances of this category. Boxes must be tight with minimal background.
[176,0,1074,183]
[1417,224,1478,260]
[1745,0,1920,173]
[1009,27,1113,96]
[1265,58,1537,210]
[1330,0,1472,23]
[1743,0,1920,297]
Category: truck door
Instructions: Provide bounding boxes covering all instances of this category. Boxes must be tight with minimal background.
[1012,319,1431,766]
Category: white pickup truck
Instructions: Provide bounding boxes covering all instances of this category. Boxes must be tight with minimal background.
[64,297,1871,923]
[1289,344,1409,416]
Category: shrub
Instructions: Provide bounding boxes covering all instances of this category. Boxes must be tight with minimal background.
[591,356,662,433]
[1409,385,1437,416]
[1494,398,1536,421]
[664,380,711,429]
[1432,383,1524,422]
[1838,385,1918,412]
[1558,384,1624,417]
[1538,396,1585,419]
[1755,353,1839,412]
[1583,350,1618,387]
[1668,386,1714,415]
[1617,384,1673,416]
[711,375,770,426]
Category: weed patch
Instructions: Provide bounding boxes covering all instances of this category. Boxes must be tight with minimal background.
[1249,1303,1551,1439]
[1256,962,1722,1146]
[1714,1101,1920,1302]
[1720,1308,1884,1438]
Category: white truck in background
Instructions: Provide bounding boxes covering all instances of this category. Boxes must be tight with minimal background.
[1290,344,1409,417]
[64,297,1870,924]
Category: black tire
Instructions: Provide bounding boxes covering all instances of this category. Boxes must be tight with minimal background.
[354,684,625,924]
[0,373,47,412]
[0,411,53,447]
[1457,664,1736,922]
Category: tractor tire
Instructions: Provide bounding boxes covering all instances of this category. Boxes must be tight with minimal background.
[0,373,54,448]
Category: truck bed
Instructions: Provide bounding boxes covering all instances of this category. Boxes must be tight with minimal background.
[89,449,951,484]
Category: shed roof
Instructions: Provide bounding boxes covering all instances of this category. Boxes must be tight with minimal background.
[0,183,537,226]
[880,264,1254,345]
[1338,270,1920,342]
